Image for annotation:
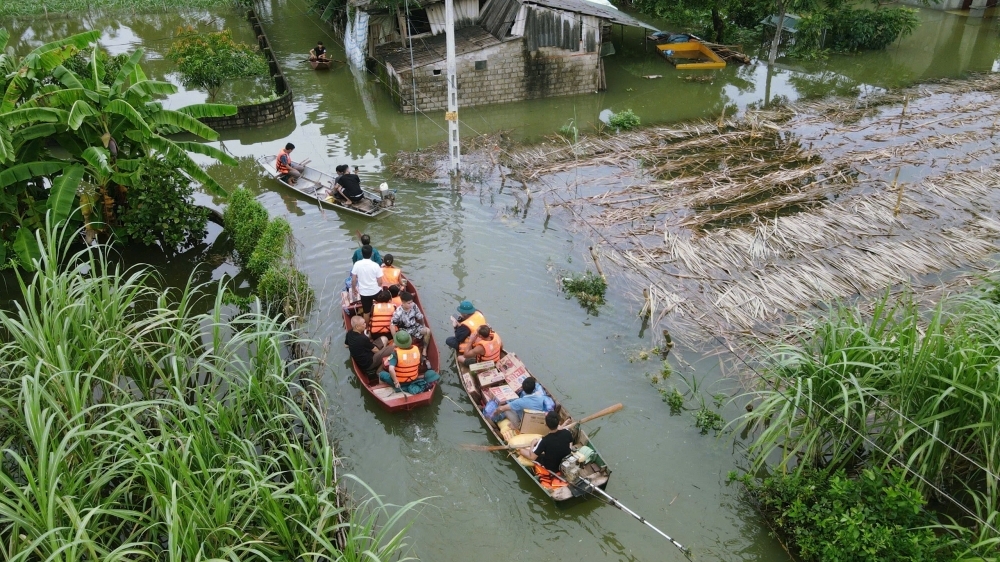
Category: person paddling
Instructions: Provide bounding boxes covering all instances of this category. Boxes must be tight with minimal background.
[517,410,573,473]
[309,41,328,62]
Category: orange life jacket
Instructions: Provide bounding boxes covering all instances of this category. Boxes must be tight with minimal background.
[391,296,402,307]
[477,332,502,363]
[458,311,487,354]
[394,346,421,383]
[275,149,291,174]
[381,266,402,287]
[370,302,395,335]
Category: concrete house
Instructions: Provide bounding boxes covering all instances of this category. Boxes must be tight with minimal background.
[349,0,654,113]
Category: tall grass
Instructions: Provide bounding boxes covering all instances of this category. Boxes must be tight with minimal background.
[0,220,421,560]
[1,0,238,18]
[739,289,1000,553]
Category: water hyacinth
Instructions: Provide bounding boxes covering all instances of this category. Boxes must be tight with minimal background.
[0,220,421,561]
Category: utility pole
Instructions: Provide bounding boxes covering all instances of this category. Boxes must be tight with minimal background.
[444,0,461,175]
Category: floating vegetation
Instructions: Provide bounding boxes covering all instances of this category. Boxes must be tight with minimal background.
[608,109,641,131]
[663,387,684,414]
[561,270,607,313]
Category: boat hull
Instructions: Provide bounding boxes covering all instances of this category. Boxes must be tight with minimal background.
[256,156,392,218]
[341,277,439,412]
[310,60,332,70]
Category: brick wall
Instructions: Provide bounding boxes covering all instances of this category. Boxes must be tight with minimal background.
[199,9,296,130]
[386,39,599,113]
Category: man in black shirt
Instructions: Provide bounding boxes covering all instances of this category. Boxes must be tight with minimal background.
[334,164,364,204]
[345,316,393,381]
[310,41,327,61]
[518,410,573,473]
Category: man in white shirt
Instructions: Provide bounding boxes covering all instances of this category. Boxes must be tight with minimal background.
[351,245,384,327]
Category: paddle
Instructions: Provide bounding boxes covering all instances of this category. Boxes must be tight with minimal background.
[460,403,623,451]
[302,58,344,64]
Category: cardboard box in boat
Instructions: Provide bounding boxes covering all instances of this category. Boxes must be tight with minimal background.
[477,368,505,387]
[519,409,548,435]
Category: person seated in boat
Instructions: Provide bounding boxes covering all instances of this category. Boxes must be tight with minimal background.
[333,164,364,205]
[379,331,440,393]
[369,289,396,338]
[494,377,547,427]
[390,291,430,355]
[351,234,383,265]
[275,143,305,185]
[461,325,502,366]
[345,315,395,382]
[309,41,328,62]
[518,409,573,473]
[380,254,402,287]
[388,284,403,307]
[446,300,486,353]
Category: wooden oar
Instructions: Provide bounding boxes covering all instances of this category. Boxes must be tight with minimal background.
[302,58,344,64]
[460,403,623,451]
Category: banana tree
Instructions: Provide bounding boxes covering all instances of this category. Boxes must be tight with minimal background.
[0,28,239,267]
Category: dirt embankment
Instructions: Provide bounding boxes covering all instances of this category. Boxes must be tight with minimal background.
[391,74,1000,344]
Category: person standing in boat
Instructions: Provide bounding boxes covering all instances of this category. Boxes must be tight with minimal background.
[461,325,502,366]
[275,143,305,185]
[446,300,486,352]
[309,41,327,62]
[351,234,383,265]
[351,245,384,328]
[518,410,573,473]
[334,164,365,205]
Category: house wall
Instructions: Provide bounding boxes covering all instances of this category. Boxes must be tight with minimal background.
[387,40,599,113]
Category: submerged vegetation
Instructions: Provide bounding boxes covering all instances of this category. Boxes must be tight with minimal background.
[0,221,421,559]
[561,270,607,313]
[167,28,270,102]
[737,288,1000,558]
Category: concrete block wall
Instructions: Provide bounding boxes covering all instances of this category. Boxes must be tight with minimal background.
[390,40,599,113]
[199,9,296,131]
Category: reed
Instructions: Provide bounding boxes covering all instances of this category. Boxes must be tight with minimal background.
[0,219,421,560]
[738,288,1000,548]
[1,0,237,18]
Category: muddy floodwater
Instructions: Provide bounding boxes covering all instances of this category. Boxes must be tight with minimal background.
[4,2,1000,560]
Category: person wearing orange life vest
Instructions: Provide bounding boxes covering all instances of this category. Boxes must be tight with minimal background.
[388,284,403,307]
[275,142,305,185]
[369,289,395,337]
[446,300,486,353]
[378,331,440,392]
[380,254,402,287]
[462,324,502,366]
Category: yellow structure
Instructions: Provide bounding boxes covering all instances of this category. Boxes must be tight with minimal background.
[657,41,726,70]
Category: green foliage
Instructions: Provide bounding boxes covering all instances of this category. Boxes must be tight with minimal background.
[561,270,607,313]
[246,217,291,277]
[223,187,269,263]
[608,109,641,131]
[167,28,269,101]
[740,468,949,562]
[694,405,724,433]
[118,157,209,248]
[0,0,236,17]
[664,387,685,414]
[557,118,579,144]
[0,221,421,560]
[258,265,315,317]
[789,6,919,59]
[62,48,129,86]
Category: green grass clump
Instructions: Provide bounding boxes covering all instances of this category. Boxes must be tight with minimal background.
[259,264,314,317]
[0,220,420,560]
[1,0,236,18]
[608,109,640,131]
[223,187,269,263]
[561,270,607,314]
[246,216,291,277]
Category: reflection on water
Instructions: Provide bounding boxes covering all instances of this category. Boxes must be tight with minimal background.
[3,2,999,561]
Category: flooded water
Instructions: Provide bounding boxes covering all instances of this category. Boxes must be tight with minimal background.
[4,2,1000,560]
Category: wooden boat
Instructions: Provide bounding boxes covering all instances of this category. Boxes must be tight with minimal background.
[457,349,612,501]
[341,276,439,412]
[256,156,396,219]
[657,41,726,70]
[310,59,332,70]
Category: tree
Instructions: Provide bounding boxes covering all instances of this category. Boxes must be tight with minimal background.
[166,29,269,102]
[0,28,238,267]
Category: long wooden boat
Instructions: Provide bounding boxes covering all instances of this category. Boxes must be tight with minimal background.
[310,59,332,70]
[457,349,611,501]
[341,276,439,412]
[256,156,396,218]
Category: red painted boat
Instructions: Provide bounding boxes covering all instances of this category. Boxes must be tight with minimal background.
[341,276,439,412]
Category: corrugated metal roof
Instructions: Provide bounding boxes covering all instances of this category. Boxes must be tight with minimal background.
[377,26,503,70]
[522,0,657,30]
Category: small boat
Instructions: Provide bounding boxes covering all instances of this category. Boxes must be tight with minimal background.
[256,156,396,218]
[341,276,439,412]
[310,59,332,70]
[656,40,726,70]
[457,349,612,501]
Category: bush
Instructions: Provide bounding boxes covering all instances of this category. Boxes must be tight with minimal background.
[246,217,291,278]
[561,270,607,313]
[608,109,641,131]
[62,48,130,86]
[223,188,269,263]
[118,157,208,248]
[827,7,918,51]
[166,28,269,101]
[741,467,949,562]
[258,265,314,316]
